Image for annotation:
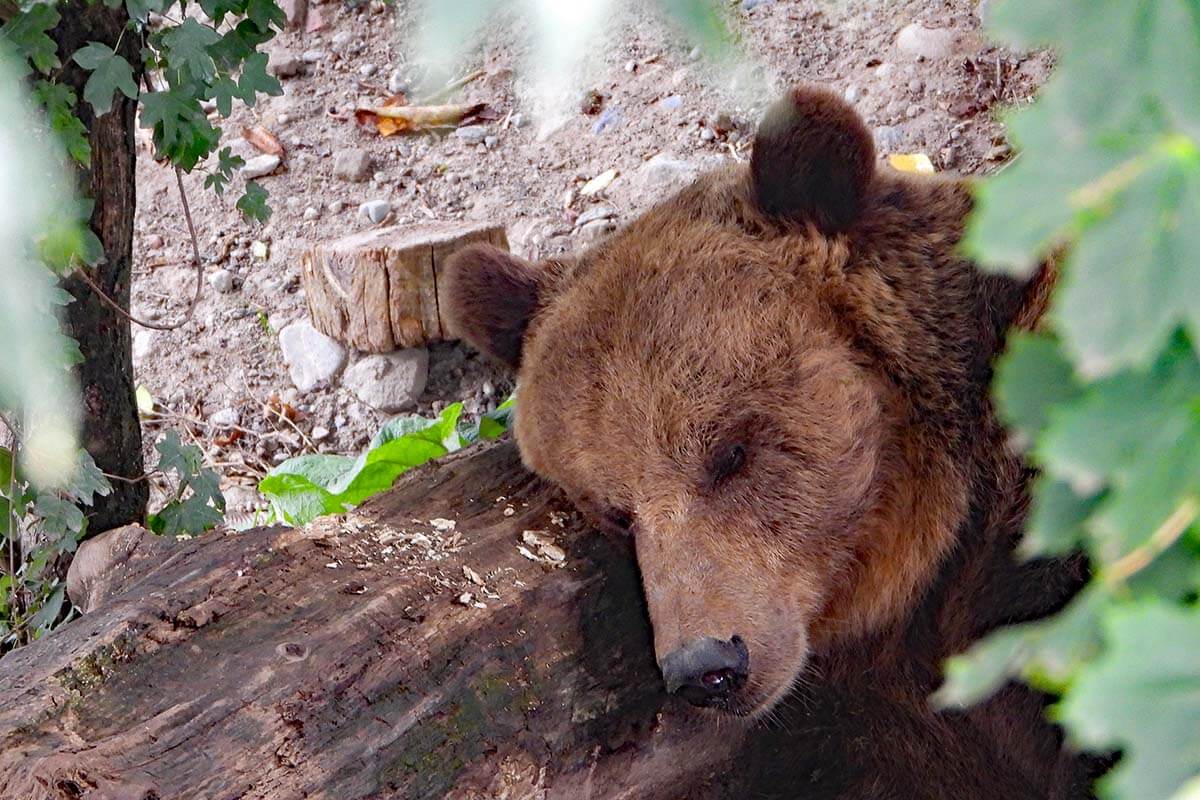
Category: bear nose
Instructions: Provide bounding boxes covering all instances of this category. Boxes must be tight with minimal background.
[660,635,750,707]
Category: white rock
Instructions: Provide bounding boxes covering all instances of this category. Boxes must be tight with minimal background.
[279,320,347,392]
[359,200,391,224]
[268,51,304,78]
[343,349,429,412]
[358,63,377,78]
[208,268,235,293]
[333,149,372,181]
[455,126,489,145]
[241,154,281,179]
[387,68,408,95]
[896,23,958,59]
[302,49,327,63]
[630,153,699,197]
[132,329,157,361]
[209,407,240,428]
[303,206,320,221]
[311,425,331,441]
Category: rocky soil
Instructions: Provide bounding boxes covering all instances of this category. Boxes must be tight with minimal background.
[128,0,1049,518]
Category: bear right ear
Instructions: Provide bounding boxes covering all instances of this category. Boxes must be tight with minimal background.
[443,243,546,369]
[751,86,876,233]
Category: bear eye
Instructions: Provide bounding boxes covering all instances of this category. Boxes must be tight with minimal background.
[708,442,748,485]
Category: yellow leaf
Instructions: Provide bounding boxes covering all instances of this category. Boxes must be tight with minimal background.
[888,153,935,174]
[135,385,155,417]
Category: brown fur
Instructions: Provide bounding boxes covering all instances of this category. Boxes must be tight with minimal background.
[445,86,1094,798]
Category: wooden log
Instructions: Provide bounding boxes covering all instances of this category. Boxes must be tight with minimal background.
[0,442,742,799]
[301,222,508,352]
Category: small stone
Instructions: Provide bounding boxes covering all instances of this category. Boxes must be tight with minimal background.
[985,143,1012,161]
[145,233,164,250]
[631,153,699,196]
[624,59,636,73]
[240,154,281,179]
[331,31,353,51]
[342,348,429,412]
[301,49,327,63]
[303,206,320,221]
[454,126,488,145]
[906,104,922,119]
[279,319,347,392]
[333,149,372,182]
[590,107,622,135]
[875,61,896,78]
[329,200,345,214]
[843,84,863,103]
[268,51,304,78]
[481,379,496,397]
[699,127,715,142]
[359,199,392,224]
[741,0,771,9]
[208,268,235,293]
[510,113,526,128]
[575,205,616,227]
[209,407,240,428]
[577,218,616,242]
[358,63,377,78]
[656,94,683,111]
[372,170,388,183]
[484,135,498,149]
[896,23,958,60]
[132,329,157,361]
[387,68,409,95]
[908,79,924,94]
[311,425,330,441]
[687,46,702,61]
[251,240,269,260]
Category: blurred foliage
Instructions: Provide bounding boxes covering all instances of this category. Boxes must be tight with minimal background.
[937,2,1200,799]
[146,431,226,537]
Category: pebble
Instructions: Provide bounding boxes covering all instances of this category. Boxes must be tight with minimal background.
[302,49,327,63]
[132,329,157,361]
[906,104,923,119]
[208,268,235,293]
[843,84,863,103]
[240,154,281,179]
[484,135,498,149]
[331,31,353,51]
[454,126,489,145]
[387,68,409,95]
[268,51,304,78]
[699,127,715,142]
[251,240,269,260]
[333,148,372,181]
[591,106,622,134]
[656,94,684,111]
[208,407,240,428]
[342,349,429,412]
[742,0,772,8]
[359,199,392,223]
[329,200,345,214]
[372,170,388,183]
[279,320,347,393]
[624,60,636,73]
[896,23,958,59]
[510,113,527,128]
[303,206,320,221]
[577,218,616,242]
[631,153,699,197]
[580,168,618,197]
[145,233,164,249]
[311,425,331,441]
[358,63,377,78]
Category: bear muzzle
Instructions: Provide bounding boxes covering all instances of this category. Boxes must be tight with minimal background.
[659,634,751,708]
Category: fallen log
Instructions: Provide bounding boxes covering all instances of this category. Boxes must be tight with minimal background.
[0,442,746,799]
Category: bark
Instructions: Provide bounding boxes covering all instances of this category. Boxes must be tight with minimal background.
[302,222,508,352]
[53,2,148,533]
[0,442,743,799]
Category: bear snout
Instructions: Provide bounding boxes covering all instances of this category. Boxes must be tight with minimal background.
[660,634,751,708]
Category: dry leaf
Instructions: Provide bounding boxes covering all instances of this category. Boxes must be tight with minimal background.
[888,153,935,174]
[354,102,495,136]
[463,566,484,585]
[242,125,284,156]
[522,530,555,547]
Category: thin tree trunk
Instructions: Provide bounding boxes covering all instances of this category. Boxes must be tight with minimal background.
[53,2,148,534]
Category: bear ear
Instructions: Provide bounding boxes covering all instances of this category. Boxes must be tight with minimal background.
[750,85,876,233]
[443,243,546,369]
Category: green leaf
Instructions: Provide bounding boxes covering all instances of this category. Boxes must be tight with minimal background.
[245,0,287,32]
[73,42,140,116]
[0,447,12,490]
[1037,338,1200,563]
[140,88,222,171]
[995,331,1082,440]
[33,494,85,543]
[1149,0,1200,141]
[1058,602,1200,800]
[64,450,111,507]
[33,81,91,166]
[236,181,271,221]
[159,18,221,84]
[237,51,282,102]
[1,3,61,74]
[1020,477,1102,559]
[197,0,246,25]
[204,146,245,194]
[1053,160,1200,375]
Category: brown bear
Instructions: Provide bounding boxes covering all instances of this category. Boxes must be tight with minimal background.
[445,86,1101,799]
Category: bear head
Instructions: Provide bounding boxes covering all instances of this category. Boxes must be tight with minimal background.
[445,86,1031,718]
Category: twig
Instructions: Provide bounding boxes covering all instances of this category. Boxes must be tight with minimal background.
[1103,497,1199,585]
[417,69,486,105]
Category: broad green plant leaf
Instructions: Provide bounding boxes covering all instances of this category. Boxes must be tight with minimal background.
[72,42,139,116]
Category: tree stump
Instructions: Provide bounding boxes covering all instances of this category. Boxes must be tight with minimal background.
[302,222,508,353]
[0,442,743,799]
